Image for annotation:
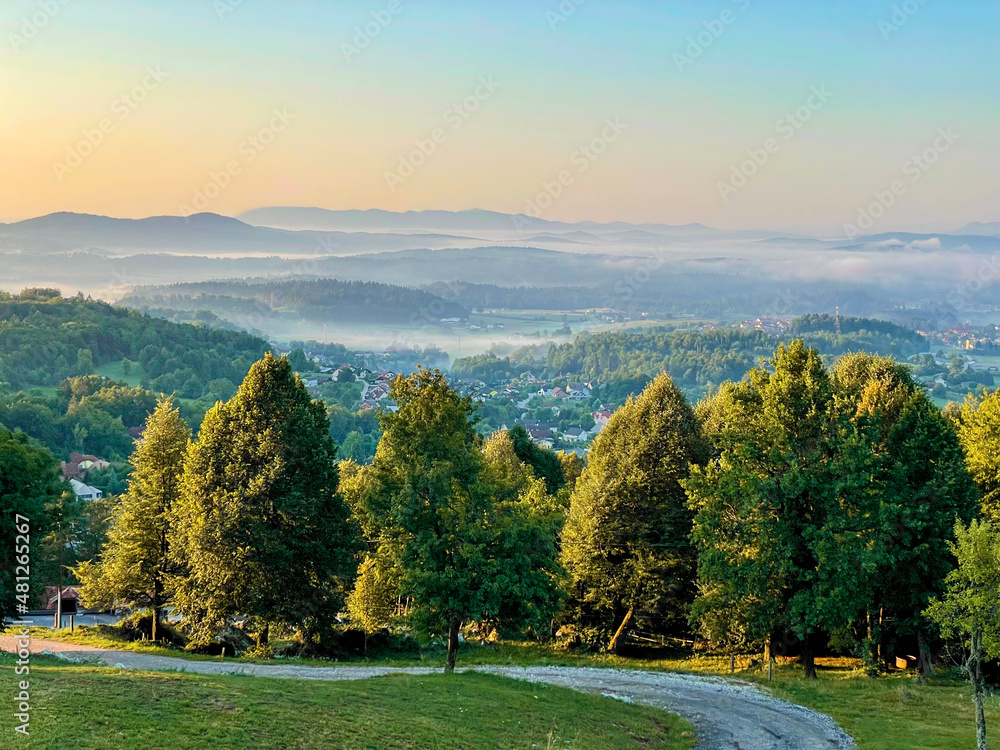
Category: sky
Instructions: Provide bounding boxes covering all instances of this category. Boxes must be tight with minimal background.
[1,0,997,232]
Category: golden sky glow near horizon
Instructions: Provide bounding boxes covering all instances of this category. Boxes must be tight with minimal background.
[1,1,997,232]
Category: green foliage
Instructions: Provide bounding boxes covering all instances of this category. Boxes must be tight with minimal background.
[688,344,977,675]
[829,353,978,667]
[957,389,1000,521]
[346,556,397,635]
[287,348,311,372]
[508,423,565,494]
[926,519,1000,660]
[76,399,191,637]
[0,289,269,399]
[452,318,926,397]
[371,371,563,668]
[687,342,844,661]
[120,278,469,325]
[169,353,359,644]
[562,374,704,649]
[0,375,157,460]
[925,519,1000,748]
[0,427,60,626]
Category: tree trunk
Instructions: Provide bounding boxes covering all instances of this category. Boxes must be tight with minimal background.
[607,606,634,655]
[916,628,935,682]
[800,633,817,679]
[969,629,988,750]
[445,617,461,673]
[257,622,270,648]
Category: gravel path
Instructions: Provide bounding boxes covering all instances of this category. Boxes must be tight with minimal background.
[2,635,855,750]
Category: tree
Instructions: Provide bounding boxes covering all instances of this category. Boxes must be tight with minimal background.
[371,371,562,671]
[0,428,60,628]
[556,450,585,492]
[170,353,358,647]
[925,520,1000,750]
[688,341,838,677]
[346,555,397,652]
[370,370,488,671]
[958,389,1000,522]
[76,398,190,641]
[829,353,978,674]
[508,424,565,494]
[287,349,310,373]
[562,373,704,653]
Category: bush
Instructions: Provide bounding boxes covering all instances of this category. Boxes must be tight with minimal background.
[105,611,187,647]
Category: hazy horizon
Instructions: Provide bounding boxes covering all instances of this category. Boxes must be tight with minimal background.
[3,1,998,232]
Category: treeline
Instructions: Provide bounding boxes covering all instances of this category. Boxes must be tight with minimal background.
[120,278,469,325]
[424,281,606,311]
[28,342,990,676]
[0,376,157,461]
[451,320,929,390]
[0,290,269,399]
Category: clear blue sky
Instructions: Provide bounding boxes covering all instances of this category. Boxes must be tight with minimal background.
[2,0,997,230]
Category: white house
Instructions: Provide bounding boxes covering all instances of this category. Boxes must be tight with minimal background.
[70,479,104,501]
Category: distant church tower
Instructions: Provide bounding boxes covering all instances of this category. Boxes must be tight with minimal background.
[835,306,842,335]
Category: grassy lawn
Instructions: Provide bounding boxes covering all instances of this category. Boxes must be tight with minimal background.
[0,654,695,750]
[95,360,144,387]
[24,627,999,748]
[760,666,999,750]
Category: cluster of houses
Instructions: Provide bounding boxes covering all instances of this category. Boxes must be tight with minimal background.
[61,453,108,500]
[521,408,611,449]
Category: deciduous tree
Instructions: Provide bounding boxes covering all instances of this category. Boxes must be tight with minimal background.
[76,398,190,641]
[170,353,358,646]
[562,373,704,653]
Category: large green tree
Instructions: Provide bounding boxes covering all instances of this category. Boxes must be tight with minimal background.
[687,341,839,677]
[562,373,704,653]
[0,428,61,628]
[170,353,358,647]
[76,398,190,641]
[371,370,563,671]
[829,353,978,673]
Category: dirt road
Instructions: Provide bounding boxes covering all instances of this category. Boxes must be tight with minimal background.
[1,635,855,750]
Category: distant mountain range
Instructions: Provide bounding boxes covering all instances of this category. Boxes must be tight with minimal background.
[237,206,716,235]
[4,210,996,262]
[0,212,478,257]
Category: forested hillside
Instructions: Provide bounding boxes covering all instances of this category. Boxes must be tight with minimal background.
[119,278,469,326]
[453,318,929,394]
[0,289,269,397]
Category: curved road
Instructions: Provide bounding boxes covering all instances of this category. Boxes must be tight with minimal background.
[2,636,855,750]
